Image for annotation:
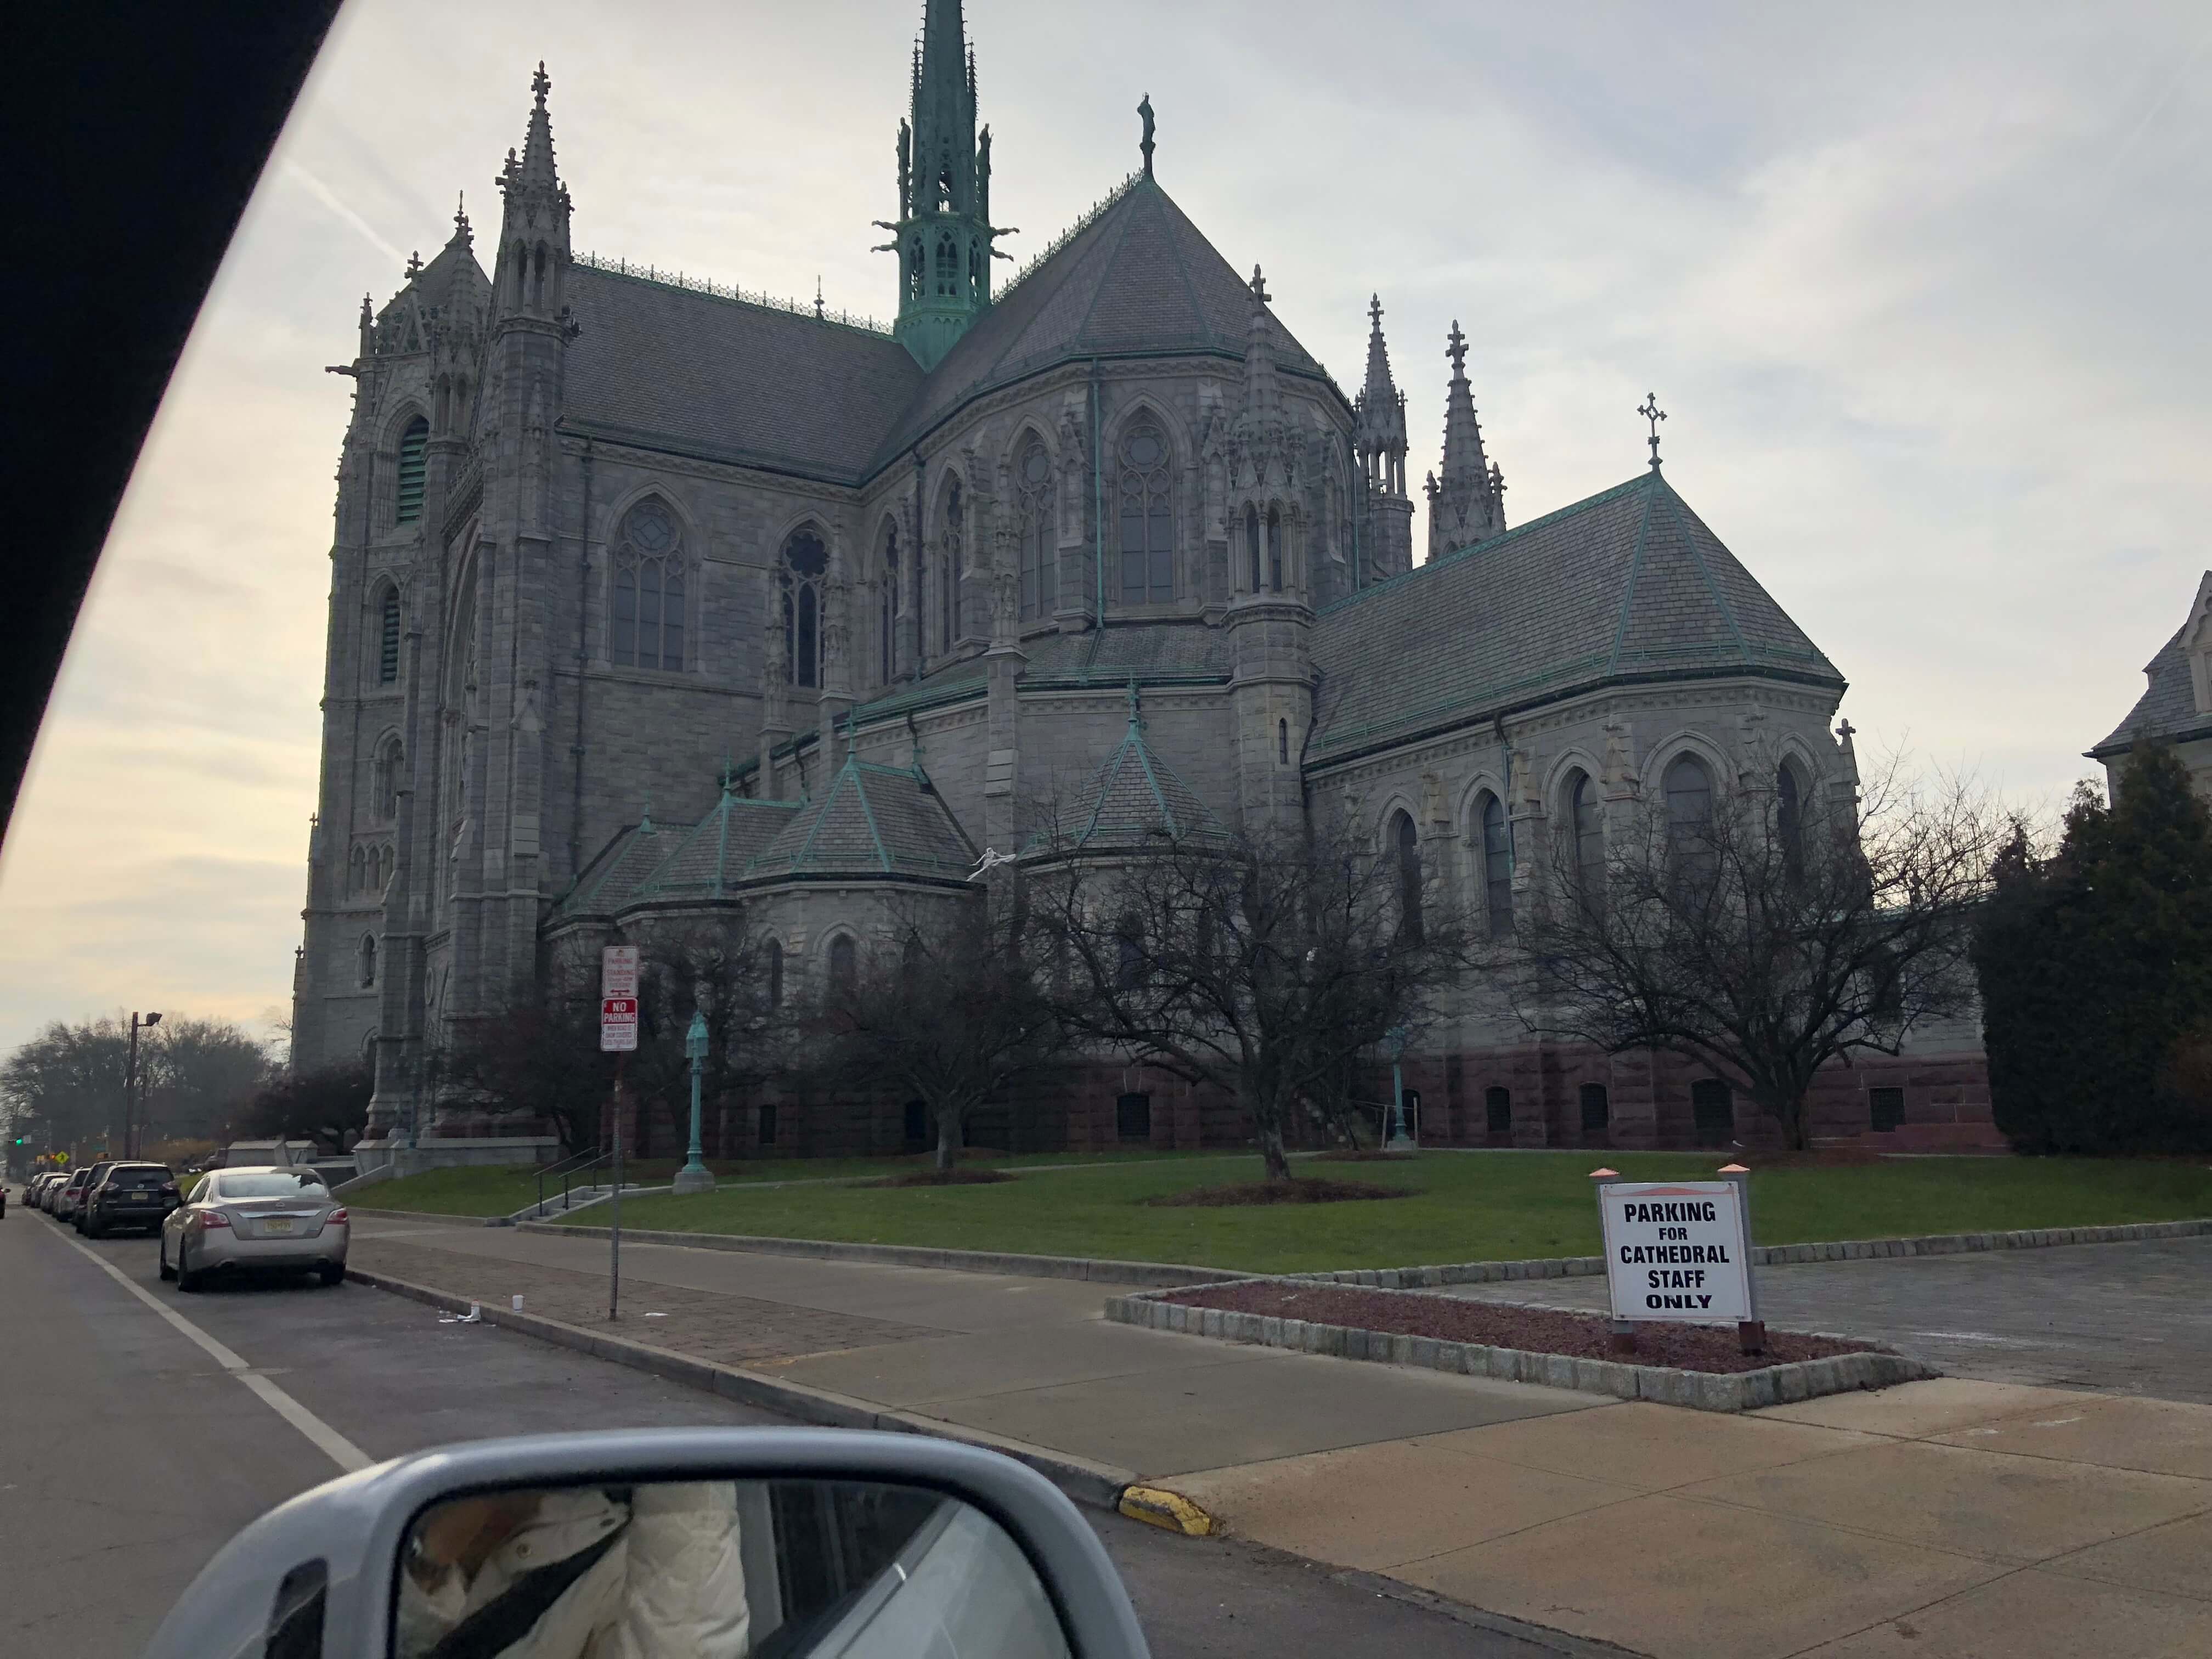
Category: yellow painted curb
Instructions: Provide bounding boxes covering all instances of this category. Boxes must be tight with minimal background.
[1118,1486,1215,1537]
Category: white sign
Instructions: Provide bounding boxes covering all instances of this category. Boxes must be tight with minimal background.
[1597,1178,1754,1323]
[601,945,640,998]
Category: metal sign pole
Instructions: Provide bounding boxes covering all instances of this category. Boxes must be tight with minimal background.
[610,1053,624,1322]
[1719,1162,1762,1353]
[1590,1166,1636,1355]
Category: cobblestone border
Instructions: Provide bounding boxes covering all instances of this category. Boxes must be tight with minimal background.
[1279,1216,2212,1293]
[1105,1282,1940,1413]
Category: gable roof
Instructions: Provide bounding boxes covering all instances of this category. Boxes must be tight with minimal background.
[561,261,923,483]
[631,789,805,901]
[877,175,1336,463]
[746,756,977,882]
[554,816,693,921]
[1310,469,1843,763]
[2091,593,2212,759]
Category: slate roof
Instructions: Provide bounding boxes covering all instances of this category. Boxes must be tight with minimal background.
[746,757,977,882]
[1068,704,1229,850]
[875,176,1336,462]
[554,816,693,920]
[2091,616,2212,757]
[562,262,923,483]
[1310,469,1844,762]
[631,791,804,900]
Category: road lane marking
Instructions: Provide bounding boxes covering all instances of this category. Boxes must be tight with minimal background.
[57,1231,373,1474]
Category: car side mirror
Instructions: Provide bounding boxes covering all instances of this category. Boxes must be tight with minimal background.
[141,1429,1150,1659]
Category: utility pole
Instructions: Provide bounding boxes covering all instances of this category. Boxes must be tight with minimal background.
[123,1011,162,1161]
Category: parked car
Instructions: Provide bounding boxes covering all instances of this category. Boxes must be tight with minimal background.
[81,1162,177,1238]
[26,1173,55,1211]
[70,1161,119,1233]
[36,1172,67,1212]
[160,1166,348,1290]
[52,1167,94,1222]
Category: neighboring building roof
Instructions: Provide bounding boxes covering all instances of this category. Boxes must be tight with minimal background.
[2091,620,2208,758]
[1065,692,1230,850]
[1308,468,1845,763]
[875,174,1337,464]
[561,261,923,483]
[747,755,978,882]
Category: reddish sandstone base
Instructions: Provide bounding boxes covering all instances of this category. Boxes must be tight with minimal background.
[441,1043,2000,1161]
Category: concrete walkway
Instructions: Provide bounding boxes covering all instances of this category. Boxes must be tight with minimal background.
[352,1218,2212,1658]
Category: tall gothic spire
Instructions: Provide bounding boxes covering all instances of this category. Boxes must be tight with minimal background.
[878,1,1003,368]
[494,61,573,324]
[1353,295,1414,580]
[1240,265,1282,424]
[1424,320,1506,556]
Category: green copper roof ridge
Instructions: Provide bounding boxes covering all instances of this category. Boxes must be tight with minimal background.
[1077,735,1133,845]
[1129,723,1180,839]
[712,788,734,897]
[845,754,894,874]
[1660,478,1753,663]
[1606,473,1663,673]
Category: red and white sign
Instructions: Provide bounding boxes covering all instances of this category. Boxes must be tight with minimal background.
[601,946,641,1052]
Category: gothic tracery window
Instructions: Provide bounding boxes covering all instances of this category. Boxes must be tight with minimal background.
[1267,505,1284,592]
[612,500,686,672]
[879,523,900,685]
[1018,441,1055,620]
[1245,504,1261,593]
[781,527,828,688]
[1777,760,1804,879]
[941,480,964,651]
[1117,424,1173,605]
[1392,809,1424,943]
[373,734,404,822]
[1571,771,1604,909]
[1480,791,1514,938]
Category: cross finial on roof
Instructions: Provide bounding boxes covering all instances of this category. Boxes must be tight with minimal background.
[640,792,655,833]
[405,250,422,279]
[1369,294,1384,331]
[1837,718,1856,744]
[1446,320,1469,378]
[532,60,551,110]
[719,756,737,794]
[1638,392,1668,471]
[454,192,470,238]
[814,275,825,320]
[1248,265,1269,308]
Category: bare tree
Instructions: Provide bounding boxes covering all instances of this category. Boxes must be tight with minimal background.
[810,889,1064,1175]
[1030,816,1472,1182]
[436,973,612,1154]
[1503,755,1996,1150]
[623,924,788,1158]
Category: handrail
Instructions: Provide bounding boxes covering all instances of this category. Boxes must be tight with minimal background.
[537,1146,605,1218]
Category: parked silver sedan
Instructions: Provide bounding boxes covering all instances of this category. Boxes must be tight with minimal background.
[160,1166,349,1290]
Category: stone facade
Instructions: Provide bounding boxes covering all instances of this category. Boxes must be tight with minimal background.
[294,9,1990,1153]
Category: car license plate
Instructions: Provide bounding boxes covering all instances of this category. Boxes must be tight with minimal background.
[263,1217,295,1235]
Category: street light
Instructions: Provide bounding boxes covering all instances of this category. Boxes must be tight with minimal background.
[673,1009,715,1195]
[125,1011,161,1161]
[1384,1025,1417,1153]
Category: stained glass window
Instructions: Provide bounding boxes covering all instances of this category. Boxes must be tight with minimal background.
[613,500,686,671]
[1117,424,1173,605]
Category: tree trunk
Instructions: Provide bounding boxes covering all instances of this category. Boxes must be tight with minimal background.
[1769,1087,1812,1153]
[1256,1114,1293,1182]
[935,1103,965,1173]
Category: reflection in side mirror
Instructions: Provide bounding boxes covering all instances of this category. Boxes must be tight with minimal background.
[396,1478,1071,1659]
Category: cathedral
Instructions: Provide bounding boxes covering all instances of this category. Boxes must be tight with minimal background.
[295,2,1993,1159]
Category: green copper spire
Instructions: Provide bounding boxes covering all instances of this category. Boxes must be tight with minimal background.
[874,1,1009,369]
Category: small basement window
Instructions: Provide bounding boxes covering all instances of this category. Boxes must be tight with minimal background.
[1116,1092,1152,1142]
[1485,1086,1511,1135]
[1869,1087,1906,1132]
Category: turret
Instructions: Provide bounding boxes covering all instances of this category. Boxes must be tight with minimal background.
[492,63,573,329]
[1424,321,1506,557]
[1352,295,1414,579]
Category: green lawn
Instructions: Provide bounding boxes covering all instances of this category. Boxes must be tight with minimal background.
[550,1150,2212,1275]
[350,1148,1240,1218]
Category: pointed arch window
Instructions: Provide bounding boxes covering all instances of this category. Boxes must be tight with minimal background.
[1245,504,1262,594]
[1267,506,1284,592]
[1664,753,1714,879]
[612,500,686,671]
[359,934,378,989]
[1777,761,1804,879]
[766,939,785,1009]
[395,418,428,524]
[941,481,963,651]
[377,585,402,684]
[1118,424,1174,605]
[1018,441,1056,619]
[827,934,857,997]
[1570,772,1604,909]
[1392,810,1424,943]
[879,523,900,684]
[935,234,958,297]
[780,527,828,688]
[1278,719,1290,766]
[373,735,404,822]
[1480,791,1514,938]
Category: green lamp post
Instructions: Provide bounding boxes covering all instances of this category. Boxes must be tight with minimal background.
[673,1009,715,1195]
[1385,1025,1417,1153]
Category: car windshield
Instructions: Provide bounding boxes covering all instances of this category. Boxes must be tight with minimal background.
[215,1172,329,1200]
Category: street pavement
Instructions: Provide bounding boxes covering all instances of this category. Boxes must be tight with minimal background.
[1437,1234,2212,1404]
[0,1195,1576,1659]
[339,1214,2212,1659]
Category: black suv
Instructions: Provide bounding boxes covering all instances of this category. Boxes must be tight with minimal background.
[82,1163,176,1238]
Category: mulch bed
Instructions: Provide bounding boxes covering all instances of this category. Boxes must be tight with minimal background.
[861,1169,1018,1189]
[1146,1177,1410,1207]
[1162,1281,1885,1374]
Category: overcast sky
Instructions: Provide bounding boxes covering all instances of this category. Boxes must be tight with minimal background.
[2,0,2205,1060]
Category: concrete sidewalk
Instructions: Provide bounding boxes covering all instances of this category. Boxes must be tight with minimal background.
[352,1218,2212,1658]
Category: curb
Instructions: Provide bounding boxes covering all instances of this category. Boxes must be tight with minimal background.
[345,1264,1138,1509]
[1105,1284,1941,1413]
[516,1222,1245,1288]
[1117,1486,1215,1537]
[1278,1216,2212,1293]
